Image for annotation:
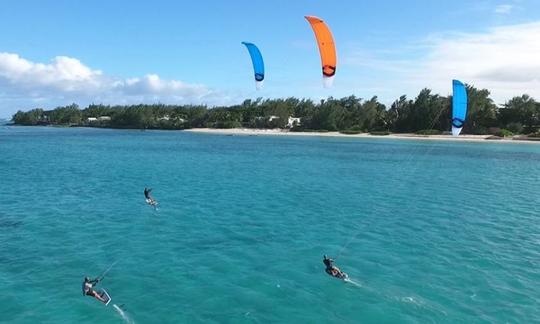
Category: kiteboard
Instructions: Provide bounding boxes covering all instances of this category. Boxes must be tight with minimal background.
[326,268,348,280]
[336,272,349,280]
[146,198,158,207]
[99,289,112,306]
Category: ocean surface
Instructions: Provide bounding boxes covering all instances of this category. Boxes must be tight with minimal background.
[1,126,539,324]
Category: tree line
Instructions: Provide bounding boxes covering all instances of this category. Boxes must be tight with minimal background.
[11,85,540,136]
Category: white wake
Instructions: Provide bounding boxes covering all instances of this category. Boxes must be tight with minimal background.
[113,304,135,324]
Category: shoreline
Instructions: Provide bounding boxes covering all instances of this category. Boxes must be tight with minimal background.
[5,125,540,144]
[184,128,540,144]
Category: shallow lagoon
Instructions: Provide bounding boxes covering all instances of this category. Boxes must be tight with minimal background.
[1,127,539,323]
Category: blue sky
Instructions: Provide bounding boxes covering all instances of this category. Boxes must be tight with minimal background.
[1,0,540,117]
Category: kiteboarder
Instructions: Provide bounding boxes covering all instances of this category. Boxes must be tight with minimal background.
[144,187,157,207]
[82,277,107,303]
[323,255,347,279]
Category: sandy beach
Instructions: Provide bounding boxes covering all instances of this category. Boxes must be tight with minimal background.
[185,128,540,144]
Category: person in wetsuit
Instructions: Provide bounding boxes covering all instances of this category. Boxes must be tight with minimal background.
[144,187,152,200]
[323,255,345,278]
[144,187,157,206]
[82,277,107,303]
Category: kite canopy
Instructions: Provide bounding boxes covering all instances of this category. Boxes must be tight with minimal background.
[452,80,468,137]
[305,16,337,88]
[241,42,265,90]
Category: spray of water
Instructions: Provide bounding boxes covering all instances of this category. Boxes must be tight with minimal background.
[344,278,362,288]
[113,304,134,324]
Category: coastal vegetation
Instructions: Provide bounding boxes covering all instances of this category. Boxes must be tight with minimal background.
[11,86,540,135]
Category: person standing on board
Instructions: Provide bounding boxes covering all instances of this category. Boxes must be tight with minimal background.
[323,255,346,278]
[82,277,107,303]
[144,187,158,207]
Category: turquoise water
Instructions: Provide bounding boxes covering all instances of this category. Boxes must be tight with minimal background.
[1,127,539,323]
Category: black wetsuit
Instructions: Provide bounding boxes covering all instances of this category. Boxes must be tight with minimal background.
[144,188,152,200]
[323,258,335,275]
[324,257,347,279]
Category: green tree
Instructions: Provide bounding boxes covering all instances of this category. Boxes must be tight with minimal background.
[388,95,413,132]
[465,86,498,134]
[12,109,45,125]
[499,95,539,133]
[48,103,82,124]
[358,96,387,131]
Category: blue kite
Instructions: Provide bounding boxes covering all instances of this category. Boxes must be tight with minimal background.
[242,42,265,90]
[452,80,468,136]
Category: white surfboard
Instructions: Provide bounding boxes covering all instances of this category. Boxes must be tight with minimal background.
[99,289,112,306]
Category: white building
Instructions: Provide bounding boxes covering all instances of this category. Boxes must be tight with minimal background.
[287,117,301,128]
[97,116,111,121]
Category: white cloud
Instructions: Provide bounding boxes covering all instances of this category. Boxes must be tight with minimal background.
[116,74,211,98]
[418,22,540,103]
[494,4,514,14]
[0,52,232,117]
[0,53,103,93]
[342,21,540,105]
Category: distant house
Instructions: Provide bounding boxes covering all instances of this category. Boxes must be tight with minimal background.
[254,115,281,128]
[87,116,111,124]
[36,115,50,126]
[157,115,186,123]
[287,117,301,128]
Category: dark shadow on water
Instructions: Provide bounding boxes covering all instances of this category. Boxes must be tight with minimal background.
[0,215,23,229]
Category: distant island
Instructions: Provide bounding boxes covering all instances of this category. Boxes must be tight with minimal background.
[9,86,540,140]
